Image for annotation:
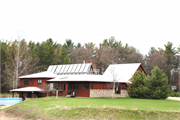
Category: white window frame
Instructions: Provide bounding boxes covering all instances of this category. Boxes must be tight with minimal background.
[38,79,42,85]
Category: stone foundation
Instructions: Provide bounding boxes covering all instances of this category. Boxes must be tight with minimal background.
[90,89,128,98]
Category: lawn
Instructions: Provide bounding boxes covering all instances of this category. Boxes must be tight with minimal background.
[1,97,180,119]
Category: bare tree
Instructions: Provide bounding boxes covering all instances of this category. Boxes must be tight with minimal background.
[4,35,38,89]
[95,46,119,74]
[109,64,121,98]
[69,43,98,64]
[42,83,51,98]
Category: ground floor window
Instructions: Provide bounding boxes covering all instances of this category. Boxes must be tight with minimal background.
[54,83,66,94]
[72,83,78,90]
[115,83,120,94]
[83,83,89,89]
[91,83,94,89]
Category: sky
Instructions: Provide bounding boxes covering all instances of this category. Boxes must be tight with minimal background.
[0,0,179,55]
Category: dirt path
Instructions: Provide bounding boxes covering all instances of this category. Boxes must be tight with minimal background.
[0,111,23,120]
[167,97,180,101]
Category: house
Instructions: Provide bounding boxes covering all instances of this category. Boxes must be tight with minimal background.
[10,63,147,98]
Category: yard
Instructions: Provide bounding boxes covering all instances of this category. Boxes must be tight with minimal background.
[1,97,180,119]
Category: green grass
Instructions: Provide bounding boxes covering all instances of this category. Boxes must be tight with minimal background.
[1,97,180,119]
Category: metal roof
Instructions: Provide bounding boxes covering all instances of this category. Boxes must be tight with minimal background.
[103,63,141,82]
[10,87,44,92]
[47,63,142,83]
[18,71,58,79]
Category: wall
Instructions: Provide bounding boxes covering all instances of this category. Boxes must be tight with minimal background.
[20,78,51,88]
[90,89,128,98]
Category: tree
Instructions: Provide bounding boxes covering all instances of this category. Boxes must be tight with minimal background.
[100,36,122,49]
[148,47,157,56]
[178,45,180,52]
[42,83,50,99]
[128,71,146,98]
[164,42,177,55]
[28,41,40,73]
[59,46,71,64]
[143,66,170,99]
[145,51,167,76]
[95,46,118,74]
[37,39,56,71]
[5,38,36,89]
[164,42,178,84]
[109,64,120,98]
[0,40,9,92]
[76,43,81,48]
[70,43,97,64]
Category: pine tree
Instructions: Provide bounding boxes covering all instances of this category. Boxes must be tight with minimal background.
[63,55,71,64]
[128,71,146,98]
[37,40,56,71]
[143,66,170,99]
[59,46,71,64]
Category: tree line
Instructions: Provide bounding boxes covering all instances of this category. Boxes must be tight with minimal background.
[1,36,180,92]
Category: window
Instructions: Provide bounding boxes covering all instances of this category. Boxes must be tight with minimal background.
[115,83,120,94]
[38,79,42,85]
[72,83,78,90]
[83,83,89,89]
[91,83,94,89]
[54,83,66,94]
[24,80,29,86]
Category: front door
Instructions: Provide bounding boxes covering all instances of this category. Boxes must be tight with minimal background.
[68,84,71,95]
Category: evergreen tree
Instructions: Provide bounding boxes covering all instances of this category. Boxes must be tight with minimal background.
[63,55,71,64]
[76,43,81,48]
[143,66,170,99]
[37,40,56,71]
[59,46,71,64]
[128,71,146,98]
[100,36,122,49]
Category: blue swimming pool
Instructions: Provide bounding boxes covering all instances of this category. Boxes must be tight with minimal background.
[0,98,22,105]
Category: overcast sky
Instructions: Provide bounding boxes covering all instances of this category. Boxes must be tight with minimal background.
[0,0,179,55]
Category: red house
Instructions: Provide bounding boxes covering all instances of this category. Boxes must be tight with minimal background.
[10,63,147,98]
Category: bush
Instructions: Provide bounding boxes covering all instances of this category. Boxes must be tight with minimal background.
[129,66,171,99]
[128,71,146,98]
[168,90,180,97]
[176,92,180,97]
[143,66,170,99]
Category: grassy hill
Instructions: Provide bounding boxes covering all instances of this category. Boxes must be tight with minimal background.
[1,97,180,119]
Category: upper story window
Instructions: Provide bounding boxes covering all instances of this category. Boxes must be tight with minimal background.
[38,79,42,85]
[24,80,29,86]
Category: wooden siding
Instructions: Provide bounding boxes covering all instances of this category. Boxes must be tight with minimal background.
[71,83,90,97]
[20,78,50,88]
[120,83,127,90]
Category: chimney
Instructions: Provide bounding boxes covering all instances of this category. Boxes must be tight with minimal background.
[83,60,85,64]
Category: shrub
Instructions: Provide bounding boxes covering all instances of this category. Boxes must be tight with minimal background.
[129,66,171,99]
[168,91,180,97]
[128,71,146,98]
[143,66,170,99]
[176,92,179,97]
